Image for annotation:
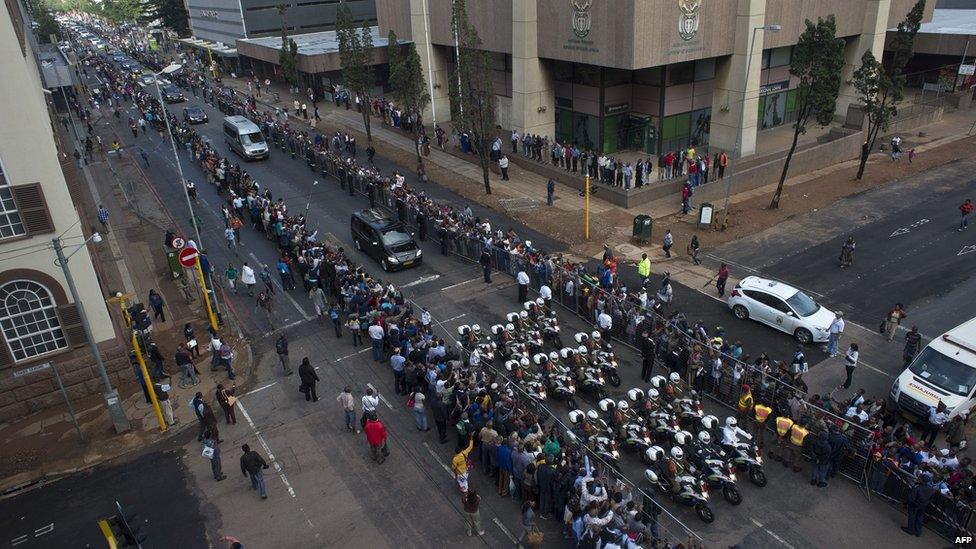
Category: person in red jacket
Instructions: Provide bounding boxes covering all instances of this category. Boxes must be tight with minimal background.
[364,412,389,463]
[959,198,974,231]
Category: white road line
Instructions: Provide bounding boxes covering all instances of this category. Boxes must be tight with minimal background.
[422,442,454,476]
[248,252,313,320]
[440,313,468,324]
[401,274,441,288]
[10,535,27,546]
[236,399,297,498]
[366,383,394,409]
[267,319,305,336]
[245,381,278,396]
[492,517,518,543]
[858,359,895,379]
[34,524,53,536]
[335,347,371,361]
[440,276,481,291]
[750,518,795,549]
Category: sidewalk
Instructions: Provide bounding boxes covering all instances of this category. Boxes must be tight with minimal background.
[0,117,251,494]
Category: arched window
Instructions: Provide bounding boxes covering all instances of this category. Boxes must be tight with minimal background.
[0,280,67,361]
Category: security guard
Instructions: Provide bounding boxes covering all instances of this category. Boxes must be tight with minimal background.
[770,414,794,463]
[753,401,772,449]
[737,384,754,420]
[786,420,810,473]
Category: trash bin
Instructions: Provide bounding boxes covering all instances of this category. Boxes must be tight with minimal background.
[632,215,652,243]
[698,202,715,228]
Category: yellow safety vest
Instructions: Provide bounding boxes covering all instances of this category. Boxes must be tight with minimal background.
[638,259,651,278]
[737,393,754,414]
[754,404,772,424]
[789,425,809,447]
[775,416,794,437]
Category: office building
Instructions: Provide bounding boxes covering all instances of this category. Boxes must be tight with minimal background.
[187,0,377,44]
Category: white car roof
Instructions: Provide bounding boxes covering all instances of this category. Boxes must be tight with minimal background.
[739,276,799,300]
[929,317,976,361]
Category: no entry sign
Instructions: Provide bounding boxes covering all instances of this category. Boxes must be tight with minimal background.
[178,247,199,267]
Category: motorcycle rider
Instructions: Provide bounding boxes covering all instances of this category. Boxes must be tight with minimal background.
[664,446,692,495]
[720,417,753,454]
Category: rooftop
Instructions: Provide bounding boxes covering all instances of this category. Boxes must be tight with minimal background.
[909,8,976,35]
[238,26,393,57]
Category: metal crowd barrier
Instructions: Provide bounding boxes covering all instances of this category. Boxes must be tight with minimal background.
[866,460,974,540]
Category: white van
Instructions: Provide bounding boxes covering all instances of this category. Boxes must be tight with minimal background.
[890,318,976,420]
[223,115,268,160]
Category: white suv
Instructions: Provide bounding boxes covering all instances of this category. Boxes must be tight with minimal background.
[727,276,835,343]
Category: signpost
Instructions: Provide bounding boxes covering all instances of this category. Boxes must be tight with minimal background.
[180,247,218,331]
[699,202,714,228]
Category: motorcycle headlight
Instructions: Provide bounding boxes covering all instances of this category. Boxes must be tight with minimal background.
[568,386,575,393]
[554,326,560,332]
[612,450,619,458]
[756,455,763,465]
[729,473,737,482]
[539,392,546,399]
[416,248,422,257]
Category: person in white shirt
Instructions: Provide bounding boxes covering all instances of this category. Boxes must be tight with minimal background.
[498,155,510,180]
[924,403,950,446]
[361,388,380,428]
[420,308,432,328]
[597,311,612,339]
[516,270,529,303]
[368,323,386,362]
[539,284,552,307]
[841,343,858,389]
[825,312,845,357]
[240,262,257,296]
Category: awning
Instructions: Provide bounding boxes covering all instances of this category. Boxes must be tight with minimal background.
[178,37,238,57]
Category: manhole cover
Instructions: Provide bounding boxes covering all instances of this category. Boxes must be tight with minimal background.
[498,197,540,212]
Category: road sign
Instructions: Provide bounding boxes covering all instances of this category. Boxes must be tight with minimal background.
[13,362,51,378]
[178,247,199,267]
[959,64,975,76]
[171,237,185,249]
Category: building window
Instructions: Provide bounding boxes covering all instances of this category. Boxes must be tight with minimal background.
[694,59,716,81]
[0,280,67,362]
[666,62,695,86]
[762,46,792,69]
[0,161,27,239]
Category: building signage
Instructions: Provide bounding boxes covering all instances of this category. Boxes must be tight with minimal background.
[605,103,630,115]
[571,0,592,39]
[959,64,975,76]
[13,362,51,378]
[200,9,218,19]
[678,0,702,41]
[759,81,789,96]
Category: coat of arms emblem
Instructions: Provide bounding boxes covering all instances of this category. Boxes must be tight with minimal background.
[572,0,592,39]
[678,0,702,41]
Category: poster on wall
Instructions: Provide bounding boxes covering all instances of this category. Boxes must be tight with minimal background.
[761,92,786,129]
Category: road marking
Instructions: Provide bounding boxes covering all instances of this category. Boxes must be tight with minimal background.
[266,319,306,336]
[34,524,53,536]
[889,218,929,237]
[492,517,518,543]
[11,535,27,546]
[336,348,371,361]
[401,274,441,288]
[366,383,394,409]
[958,245,976,256]
[248,252,313,320]
[245,381,278,396]
[441,313,467,323]
[236,399,297,498]
[441,276,482,291]
[750,518,795,549]
[422,442,454,476]
[857,358,895,379]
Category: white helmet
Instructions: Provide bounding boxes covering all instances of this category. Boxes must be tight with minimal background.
[617,401,630,412]
[726,417,738,428]
[505,360,517,372]
[698,431,712,444]
[645,446,665,462]
[598,398,615,412]
[647,388,660,400]
[472,324,481,333]
[491,324,504,335]
[568,410,585,424]
[519,311,529,320]
[627,388,645,402]
[586,409,599,421]
[560,347,574,359]
[650,375,666,389]
[674,430,693,445]
[505,323,515,332]
[644,469,659,483]
[701,415,718,430]
[520,357,530,367]
[669,372,681,383]
[577,345,588,355]
[591,330,601,341]
[458,325,470,336]
[523,301,534,310]
[533,353,547,365]
[574,332,588,344]
[507,313,519,323]
[535,298,545,307]
[549,351,559,362]
[670,446,684,460]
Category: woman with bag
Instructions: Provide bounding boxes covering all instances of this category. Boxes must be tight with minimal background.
[184,323,200,358]
[410,389,428,431]
[883,303,907,342]
[516,500,539,547]
[216,384,237,425]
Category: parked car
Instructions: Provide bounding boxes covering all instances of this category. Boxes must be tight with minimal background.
[727,276,834,343]
[350,209,422,272]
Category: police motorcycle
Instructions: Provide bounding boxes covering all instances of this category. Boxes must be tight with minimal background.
[566,345,608,400]
[575,331,621,387]
[457,323,486,351]
[535,352,578,410]
[506,312,545,354]
[683,430,744,505]
[568,409,621,473]
[644,446,714,523]
[601,396,654,457]
[714,417,768,487]
[505,358,546,403]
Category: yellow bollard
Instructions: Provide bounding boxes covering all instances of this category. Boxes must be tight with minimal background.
[195,256,219,332]
[131,332,167,433]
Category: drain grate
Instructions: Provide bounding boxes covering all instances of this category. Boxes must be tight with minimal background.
[498,197,540,212]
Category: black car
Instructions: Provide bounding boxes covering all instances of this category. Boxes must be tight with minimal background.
[350,209,422,271]
[160,85,185,103]
[182,105,208,124]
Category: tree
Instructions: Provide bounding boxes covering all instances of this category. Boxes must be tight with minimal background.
[275,5,300,86]
[769,16,845,209]
[144,0,189,37]
[387,29,431,165]
[449,0,496,195]
[853,0,925,180]
[27,0,60,43]
[337,4,375,143]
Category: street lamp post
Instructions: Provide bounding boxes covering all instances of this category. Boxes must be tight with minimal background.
[53,233,131,434]
[721,23,781,230]
[152,64,223,324]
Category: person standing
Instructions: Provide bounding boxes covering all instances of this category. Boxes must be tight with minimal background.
[516,269,529,303]
[240,262,257,296]
[959,198,974,231]
[536,454,557,519]
[884,303,907,342]
[203,429,226,481]
[497,439,513,496]
[148,289,166,322]
[639,330,656,382]
[97,204,109,231]
[841,343,859,389]
[337,386,358,433]
[546,178,555,207]
[662,230,673,258]
[637,253,651,287]
[903,326,922,367]
[714,263,730,298]
[299,357,319,402]
[480,249,492,283]
[411,388,428,431]
[717,150,728,179]
[364,413,389,463]
[329,303,342,338]
[461,489,485,537]
[687,235,701,265]
[216,383,237,424]
[275,334,293,375]
[177,346,199,387]
[239,444,269,499]
[369,321,386,362]
[432,395,449,444]
[838,236,855,267]
[902,473,937,537]
[515,500,537,547]
[809,432,831,488]
[200,395,221,443]
[923,402,949,446]
[224,264,239,294]
[825,311,845,357]
[499,155,510,181]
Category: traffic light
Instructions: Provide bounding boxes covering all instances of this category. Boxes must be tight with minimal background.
[99,501,146,548]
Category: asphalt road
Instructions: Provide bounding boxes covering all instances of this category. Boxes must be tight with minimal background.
[0,441,207,548]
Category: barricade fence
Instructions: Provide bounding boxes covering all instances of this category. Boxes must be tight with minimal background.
[866,458,974,539]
